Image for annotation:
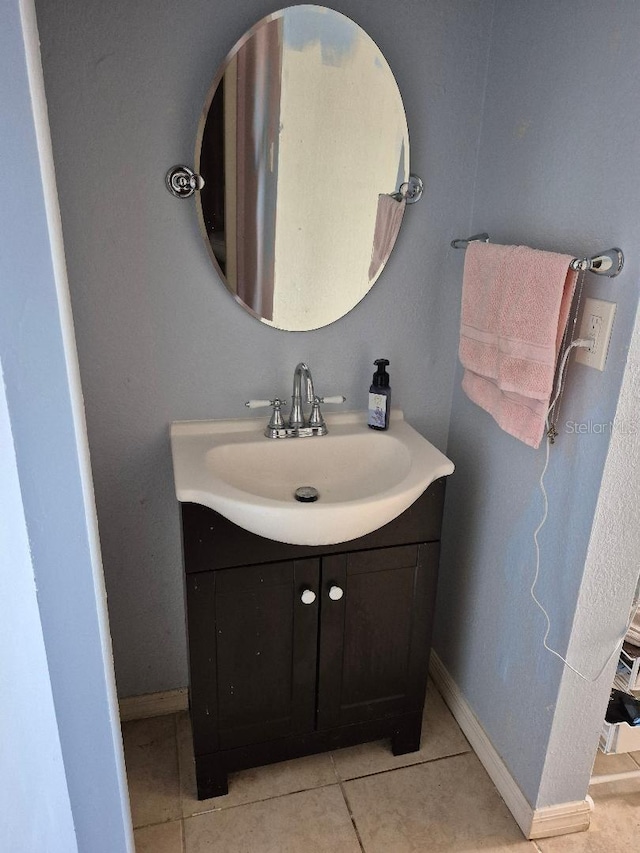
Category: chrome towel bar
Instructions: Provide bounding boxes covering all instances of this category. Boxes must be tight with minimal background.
[451,234,624,278]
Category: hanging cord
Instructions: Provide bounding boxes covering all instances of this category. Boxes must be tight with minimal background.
[547,269,587,441]
[530,339,638,682]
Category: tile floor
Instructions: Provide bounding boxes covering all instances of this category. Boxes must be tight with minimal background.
[123,683,640,852]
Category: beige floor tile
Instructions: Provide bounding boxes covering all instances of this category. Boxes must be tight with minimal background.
[122,715,181,828]
[589,750,640,796]
[629,750,640,768]
[176,712,338,816]
[344,751,535,852]
[134,819,183,853]
[536,790,640,852]
[331,680,470,781]
[183,785,361,853]
[592,750,638,775]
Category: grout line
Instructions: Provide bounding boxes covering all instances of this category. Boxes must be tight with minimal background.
[332,755,366,853]
[183,780,341,819]
[180,817,186,853]
[337,748,472,784]
[133,817,184,831]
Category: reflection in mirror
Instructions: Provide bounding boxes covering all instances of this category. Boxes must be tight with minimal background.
[197,5,409,330]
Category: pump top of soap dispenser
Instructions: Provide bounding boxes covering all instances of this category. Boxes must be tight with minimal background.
[372,359,390,388]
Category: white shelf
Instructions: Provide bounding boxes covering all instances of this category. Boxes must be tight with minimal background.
[600,655,640,755]
[600,717,640,755]
[618,645,640,692]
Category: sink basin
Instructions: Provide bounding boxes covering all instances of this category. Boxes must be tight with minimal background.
[170,410,454,546]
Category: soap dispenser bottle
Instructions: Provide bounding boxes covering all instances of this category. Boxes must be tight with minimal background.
[368,358,391,430]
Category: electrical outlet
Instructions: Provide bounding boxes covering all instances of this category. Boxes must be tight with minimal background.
[575,297,617,371]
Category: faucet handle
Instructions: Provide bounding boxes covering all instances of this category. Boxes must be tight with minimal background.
[267,399,286,431]
[308,394,346,431]
[245,397,286,421]
[319,395,346,405]
[308,396,325,430]
[246,398,287,435]
[245,399,278,409]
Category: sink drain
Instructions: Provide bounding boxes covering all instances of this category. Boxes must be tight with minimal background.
[294,486,319,503]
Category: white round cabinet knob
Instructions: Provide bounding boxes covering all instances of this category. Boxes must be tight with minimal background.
[328,585,344,601]
[300,589,316,605]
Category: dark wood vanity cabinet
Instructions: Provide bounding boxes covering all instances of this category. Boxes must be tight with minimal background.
[182,480,445,799]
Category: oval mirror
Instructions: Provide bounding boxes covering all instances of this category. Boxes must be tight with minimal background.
[196,5,410,331]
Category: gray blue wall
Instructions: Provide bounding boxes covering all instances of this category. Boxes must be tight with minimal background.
[0,365,77,853]
[35,0,494,698]
[1,1,131,849]
[33,0,640,814]
[435,0,640,807]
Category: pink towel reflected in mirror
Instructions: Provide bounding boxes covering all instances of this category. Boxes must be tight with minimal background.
[368,195,406,281]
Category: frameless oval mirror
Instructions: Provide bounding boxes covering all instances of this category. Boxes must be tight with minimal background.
[196,5,410,331]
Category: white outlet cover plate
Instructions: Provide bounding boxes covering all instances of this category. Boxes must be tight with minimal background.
[575,297,617,371]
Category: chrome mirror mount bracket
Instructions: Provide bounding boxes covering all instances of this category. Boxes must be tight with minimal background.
[165,165,205,199]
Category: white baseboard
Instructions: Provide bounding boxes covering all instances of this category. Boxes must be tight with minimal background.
[119,688,188,722]
[529,798,592,839]
[429,651,591,840]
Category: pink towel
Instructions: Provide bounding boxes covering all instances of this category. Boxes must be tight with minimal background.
[368,195,406,280]
[459,243,578,449]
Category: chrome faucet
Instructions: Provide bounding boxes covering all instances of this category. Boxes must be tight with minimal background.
[245,362,346,438]
[289,363,315,430]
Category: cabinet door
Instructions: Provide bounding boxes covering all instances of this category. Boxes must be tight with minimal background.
[317,544,438,730]
[186,558,319,754]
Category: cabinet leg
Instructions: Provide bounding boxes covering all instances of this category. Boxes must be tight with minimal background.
[195,756,229,800]
[391,715,422,756]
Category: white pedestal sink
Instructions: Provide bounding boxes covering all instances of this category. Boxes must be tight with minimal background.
[170,410,454,546]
